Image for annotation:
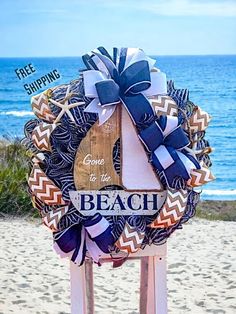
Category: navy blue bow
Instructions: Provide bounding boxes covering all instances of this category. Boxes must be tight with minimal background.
[139,115,200,187]
[83,47,166,125]
[54,213,114,265]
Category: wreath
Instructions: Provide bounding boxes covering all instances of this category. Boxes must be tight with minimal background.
[22,47,214,266]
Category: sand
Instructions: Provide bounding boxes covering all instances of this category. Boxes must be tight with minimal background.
[0,218,235,314]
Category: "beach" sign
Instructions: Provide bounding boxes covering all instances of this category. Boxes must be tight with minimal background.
[69,190,166,216]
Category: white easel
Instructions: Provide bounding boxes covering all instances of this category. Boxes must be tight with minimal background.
[70,243,167,314]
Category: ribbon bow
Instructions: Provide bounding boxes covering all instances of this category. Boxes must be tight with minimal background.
[139,115,200,187]
[83,47,167,125]
[53,213,114,265]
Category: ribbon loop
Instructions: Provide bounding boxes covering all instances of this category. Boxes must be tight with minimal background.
[120,60,151,94]
[83,70,107,98]
[95,79,120,107]
[92,50,118,78]
[164,126,189,149]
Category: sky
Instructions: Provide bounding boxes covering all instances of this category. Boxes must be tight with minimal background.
[0,0,236,57]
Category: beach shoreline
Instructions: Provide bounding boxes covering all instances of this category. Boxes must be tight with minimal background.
[0,217,236,313]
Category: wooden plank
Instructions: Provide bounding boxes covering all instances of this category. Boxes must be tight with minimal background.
[70,261,86,314]
[140,257,149,314]
[85,260,94,314]
[74,106,121,190]
[154,254,168,314]
[147,257,155,314]
[92,243,167,262]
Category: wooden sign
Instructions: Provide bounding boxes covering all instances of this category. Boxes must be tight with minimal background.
[73,97,167,211]
[74,106,121,190]
[70,190,166,216]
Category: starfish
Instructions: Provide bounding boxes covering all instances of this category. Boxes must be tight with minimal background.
[49,86,84,124]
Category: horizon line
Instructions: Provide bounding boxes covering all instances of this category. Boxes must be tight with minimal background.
[0,53,236,59]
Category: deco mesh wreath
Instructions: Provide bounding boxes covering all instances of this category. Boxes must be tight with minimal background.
[22,47,215,266]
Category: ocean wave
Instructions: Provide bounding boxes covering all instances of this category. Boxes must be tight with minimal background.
[0,111,34,117]
[202,189,236,196]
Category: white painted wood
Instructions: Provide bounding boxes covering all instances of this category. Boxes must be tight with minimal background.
[121,107,163,190]
[140,257,149,314]
[85,260,94,314]
[70,261,87,314]
[154,254,168,314]
[98,242,167,261]
[147,256,155,314]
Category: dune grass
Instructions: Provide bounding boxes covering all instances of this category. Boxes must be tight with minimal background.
[196,200,236,221]
[0,139,33,217]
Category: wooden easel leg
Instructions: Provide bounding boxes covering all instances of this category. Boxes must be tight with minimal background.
[147,256,155,314]
[153,254,167,314]
[85,260,94,314]
[70,261,87,314]
[140,257,149,314]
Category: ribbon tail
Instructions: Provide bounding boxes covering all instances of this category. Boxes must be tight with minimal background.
[152,146,195,187]
[84,214,114,253]
[53,242,74,259]
[86,232,104,263]
[71,226,86,265]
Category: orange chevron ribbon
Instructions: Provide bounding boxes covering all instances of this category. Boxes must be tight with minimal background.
[115,222,145,253]
[151,95,178,117]
[31,194,45,211]
[187,162,215,187]
[185,106,211,133]
[31,91,56,122]
[42,206,69,232]
[28,164,66,206]
[149,189,188,229]
[31,122,56,151]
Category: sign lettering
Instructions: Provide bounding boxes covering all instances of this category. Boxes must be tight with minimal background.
[69,190,167,216]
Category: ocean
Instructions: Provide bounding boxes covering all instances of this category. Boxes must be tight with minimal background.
[0,55,235,200]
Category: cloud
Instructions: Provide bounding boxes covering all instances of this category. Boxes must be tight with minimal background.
[146,0,236,17]
[96,0,236,17]
[19,9,68,15]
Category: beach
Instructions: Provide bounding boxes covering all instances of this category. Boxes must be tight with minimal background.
[0,0,235,313]
[0,217,235,314]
